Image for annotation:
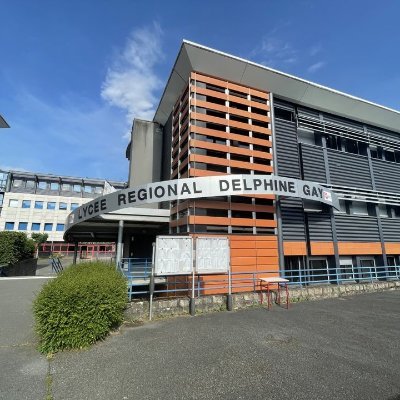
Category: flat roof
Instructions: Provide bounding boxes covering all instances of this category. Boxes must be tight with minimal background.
[154,41,400,134]
[0,114,10,128]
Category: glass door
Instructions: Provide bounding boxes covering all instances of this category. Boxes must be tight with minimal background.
[359,258,377,281]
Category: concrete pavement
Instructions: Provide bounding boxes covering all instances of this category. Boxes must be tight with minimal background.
[51,291,400,400]
[1,277,399,400]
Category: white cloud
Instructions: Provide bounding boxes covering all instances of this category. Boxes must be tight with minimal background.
[307,61,325,73]
[101,23,164,138]
[249,37,298,68]
[309,44,322,57]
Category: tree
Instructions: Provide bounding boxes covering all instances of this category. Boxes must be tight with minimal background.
[31,233,48,258]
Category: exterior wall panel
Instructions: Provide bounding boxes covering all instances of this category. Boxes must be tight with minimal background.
[300,144,327,183]
[335,215,380,242]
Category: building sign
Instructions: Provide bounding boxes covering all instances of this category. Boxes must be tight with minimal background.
[195,237,230,274]
[154,236,193,276]
[65,174,340,231]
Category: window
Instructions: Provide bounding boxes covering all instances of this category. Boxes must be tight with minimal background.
[384,150,395,162]
[25,180,35,189]
[378,204,388,218]
[44,223,53,232]
[326,135,342,151]
[344,138,359,154]
[56,223,65,232]
[73,184,81,193]
[9,199,18,207]
[50,182,59,190]
[62,183,71,191]
[333,200,347,214]
[59,202,67,210]
[5,222,14,230]
[71,203,79,210]
[351,201,368,216]
[22,200,31,209]
[338,257,354,281]
[297,127,315,145]
[94,186,103,194]
[47,202,56,210]
[34,201,44,209]
[13,179,23,188]
[84,185,92,193]
[31,223,40,231]
[38,181,47,190]
[18,222,28,231]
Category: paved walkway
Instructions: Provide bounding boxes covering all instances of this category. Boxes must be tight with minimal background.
[1,281,399,400]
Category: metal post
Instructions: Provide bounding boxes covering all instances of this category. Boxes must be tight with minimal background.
[189,270,196,316]
[149,243,156,321]
[227,265,233,311]
[72,241,78,265]
[116,220,124,268]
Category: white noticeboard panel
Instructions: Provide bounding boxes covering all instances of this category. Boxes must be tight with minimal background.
[195,237,230,274]
[154,236,193,276]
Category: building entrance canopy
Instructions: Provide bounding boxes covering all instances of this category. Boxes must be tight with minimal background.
[65,175,339,235]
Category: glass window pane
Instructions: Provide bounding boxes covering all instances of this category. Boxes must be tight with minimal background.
[22,200,31,208]
[50,182,59,190]
[34,201,44,209]
[44,223,53,232]
[56,223,65,231]
[5,222,14,230]
[13,179,23,188]
[59,202,67,210]
[31,223,40,231]
[378,204,388,217]
[62,183,71,191]
[84,185,92,193]
[38,181,47,190]
[94,186,103,194]
[9,199,18,207]
[26,180,35,189]
[71,203,79,210]
[18,222,28,230]
[351,201,368,216]
[47,202,56,210]
[73,184,81,192]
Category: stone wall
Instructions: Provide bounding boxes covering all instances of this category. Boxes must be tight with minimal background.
[0,258,37,277]
[124,280,400,322]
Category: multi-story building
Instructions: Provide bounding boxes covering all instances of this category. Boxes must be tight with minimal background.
[0,170,125,243]
[65,41,400,284]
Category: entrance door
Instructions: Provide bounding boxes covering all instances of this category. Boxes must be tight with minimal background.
[387,256,400,279]
[309,258,329,283]
[338,257,355,282]
[359,258,377,281]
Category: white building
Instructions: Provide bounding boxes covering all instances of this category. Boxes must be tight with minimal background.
[0,170,125,242]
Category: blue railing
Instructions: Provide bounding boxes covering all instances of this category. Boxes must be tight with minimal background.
[118,259,400,301]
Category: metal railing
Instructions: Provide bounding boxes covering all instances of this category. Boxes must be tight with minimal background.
[118,259,400,301]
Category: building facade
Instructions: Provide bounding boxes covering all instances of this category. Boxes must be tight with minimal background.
[66,41,400,285]
[0,170,125,242]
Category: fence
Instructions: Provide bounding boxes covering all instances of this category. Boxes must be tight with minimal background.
[119,258,400,301]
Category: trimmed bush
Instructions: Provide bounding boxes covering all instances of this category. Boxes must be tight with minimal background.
[0,231,35,265]
[33,261,127,353]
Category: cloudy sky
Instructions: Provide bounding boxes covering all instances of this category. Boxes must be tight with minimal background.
[1,0,399,181]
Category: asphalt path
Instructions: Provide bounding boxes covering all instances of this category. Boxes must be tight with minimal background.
[1,277,399,400]
[51,291,400,400]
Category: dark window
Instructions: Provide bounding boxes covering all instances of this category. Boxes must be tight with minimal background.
[274,108,294,122]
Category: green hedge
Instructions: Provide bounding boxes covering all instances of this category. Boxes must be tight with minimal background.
[0,231,35,265]
[33,261,127,353]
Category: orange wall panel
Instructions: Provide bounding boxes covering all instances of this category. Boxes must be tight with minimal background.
[338,242,382,255]
[385,243,400,254]
[310,242,335,255]
[283,241,307,256]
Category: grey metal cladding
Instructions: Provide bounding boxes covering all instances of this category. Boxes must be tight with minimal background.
[300,144,327,183]
[334,215,380,241]
[275,119,301,178]
[372,159,400,193]
[307,213,333,241]
[380,218,400,242]
[280,197,306,241]
[327,150,373,189]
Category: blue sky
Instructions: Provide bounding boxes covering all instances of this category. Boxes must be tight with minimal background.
[1,0,399,182]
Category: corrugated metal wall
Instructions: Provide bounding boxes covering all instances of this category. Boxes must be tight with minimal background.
[274,119,300,178]
[372,159,400,193]
[381,219,400,242]
[300,144,327,183]
[335,215,380,241]
[307,213,333,241]
[280,198,306,241]
[328,150,373,189]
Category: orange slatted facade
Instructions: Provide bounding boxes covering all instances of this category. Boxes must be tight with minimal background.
[170,72,278,276]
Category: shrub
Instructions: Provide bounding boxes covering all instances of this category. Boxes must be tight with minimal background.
[0,231,35,265]
[33,261,127,353]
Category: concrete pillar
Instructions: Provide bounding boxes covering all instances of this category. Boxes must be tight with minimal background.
[73,241,78,265]
[116,220,124,267]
